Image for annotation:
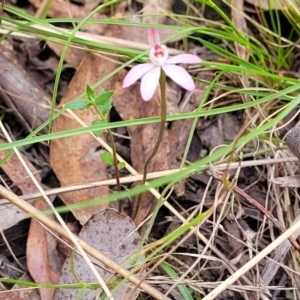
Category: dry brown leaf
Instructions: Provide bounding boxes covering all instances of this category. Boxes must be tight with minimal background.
[113,83,171,225]
[31,0,180,70]
[0,44,50,132]
[0,139,41,194]
[29,0,92,18]
[27,200,64,300]
[50,54,114,225]
[0,138,40,230]
[54,209,143,300]
[47,42,86,69]
[47,25,180,70]
[142,0,173,24]
[0,139,62,300]
[32,0,104,68]
[103,24,180,44]
[30,0,178,41]
[30,0,179,42]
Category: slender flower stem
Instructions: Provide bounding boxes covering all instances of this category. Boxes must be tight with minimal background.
[93,105,122,212]
[123,28,200,219]
[133,71,167,219]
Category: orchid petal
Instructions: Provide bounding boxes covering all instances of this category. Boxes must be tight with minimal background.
[148,28,160,48]
[162,64,195,91]
[140,65,161,101]
[122,63,154,88]
[166,54,201,64]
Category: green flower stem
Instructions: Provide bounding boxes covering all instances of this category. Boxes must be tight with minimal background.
[133,71,167,219]
[93,105,122,211]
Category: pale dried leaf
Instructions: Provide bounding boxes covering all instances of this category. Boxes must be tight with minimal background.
[286,123,300,162]
[0,201,28,231]
[54,209,144,300]
[270,175,300,187]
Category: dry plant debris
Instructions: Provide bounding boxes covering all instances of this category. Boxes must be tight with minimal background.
[54,209,143,300]
[50,53,110,225]
[0,0,300,299]
[27,199,64,300]
[0,44,50,131]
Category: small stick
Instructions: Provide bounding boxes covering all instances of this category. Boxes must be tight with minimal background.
[0,185,169,300]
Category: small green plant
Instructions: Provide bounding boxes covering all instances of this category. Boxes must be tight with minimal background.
[66,85,123,211]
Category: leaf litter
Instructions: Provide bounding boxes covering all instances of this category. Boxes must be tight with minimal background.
[54,209,144,300]
[50,53,110,226]
[0,1,300,300]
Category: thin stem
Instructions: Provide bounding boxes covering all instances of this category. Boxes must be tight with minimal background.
[93,105,122,212]
[133,71,167,219]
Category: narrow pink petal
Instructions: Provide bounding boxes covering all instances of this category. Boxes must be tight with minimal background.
[166,54,201,64]
[140,65,161,101]
[162,64,196,91]
[122,63,155,88]
[148,28,161,48]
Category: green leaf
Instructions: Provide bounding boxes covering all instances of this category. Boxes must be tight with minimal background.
[97,100,112,115]
[100,151,114,165]
[117,162,126,170]
[160,261,194,300]
[95,90,114,106]
[91,119,106,136]
[65,98,90,110]
[86,84,95,101]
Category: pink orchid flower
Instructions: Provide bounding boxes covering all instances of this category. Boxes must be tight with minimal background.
[122,28,201,101]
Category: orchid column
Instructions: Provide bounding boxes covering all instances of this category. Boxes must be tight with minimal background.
[123,28,201,218]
